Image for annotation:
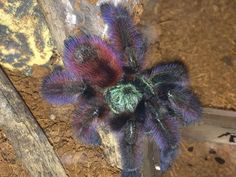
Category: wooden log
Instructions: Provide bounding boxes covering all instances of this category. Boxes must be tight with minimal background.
[142,137,161,177]
[182,108,236,145]
[37,0,68,54]
[0,0,54,74]
[0,67,68,177]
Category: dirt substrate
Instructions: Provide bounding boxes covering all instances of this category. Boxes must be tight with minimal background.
[1,0,236,176]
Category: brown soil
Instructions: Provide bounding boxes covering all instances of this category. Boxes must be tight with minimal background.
[163,139,236,177]
[143,0,236,110]
[1,0,236,177]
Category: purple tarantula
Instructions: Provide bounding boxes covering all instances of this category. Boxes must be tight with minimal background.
[41,3,201,177]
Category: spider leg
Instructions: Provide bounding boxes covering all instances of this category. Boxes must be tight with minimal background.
[109,113,131,131]
[145,102,180,171]
[72,104,104,145]
[118,120,144,177]
[150,61,189,87]
[41,70,94,105]
[100,3,146,73]
[168,87,202,125]
[64,35,123,87]
[148,61,201,125]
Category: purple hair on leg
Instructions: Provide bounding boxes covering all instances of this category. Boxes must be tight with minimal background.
[168,87,202,125]
[109,113,131,131]
[72,105,101,145]
[100,3,146,68]
[150,61,189,87]
[41,71,85,105]
[145,112,180,171]
[160,145,178,172]
[117,120,144,177]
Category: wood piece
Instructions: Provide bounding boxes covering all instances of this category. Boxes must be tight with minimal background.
[37,0,67,53]
[202,108,236,129]
[182,124,236,145]
[0,67,68,177]
[0,0,54,73]
[182,108,236,145]
[142,137,161,177]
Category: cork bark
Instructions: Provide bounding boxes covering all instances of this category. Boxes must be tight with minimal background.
[0,67,68,177]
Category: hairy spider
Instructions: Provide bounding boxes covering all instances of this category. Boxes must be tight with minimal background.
[41,3,201,177]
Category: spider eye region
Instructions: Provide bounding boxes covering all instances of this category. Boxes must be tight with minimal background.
[104,84,142,114]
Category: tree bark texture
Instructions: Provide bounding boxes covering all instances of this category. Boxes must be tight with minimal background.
[37,0,68,54]
[182,108,236,145]
[0,67,68,177]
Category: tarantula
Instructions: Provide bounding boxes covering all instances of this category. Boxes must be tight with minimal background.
[41,3,201,177]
